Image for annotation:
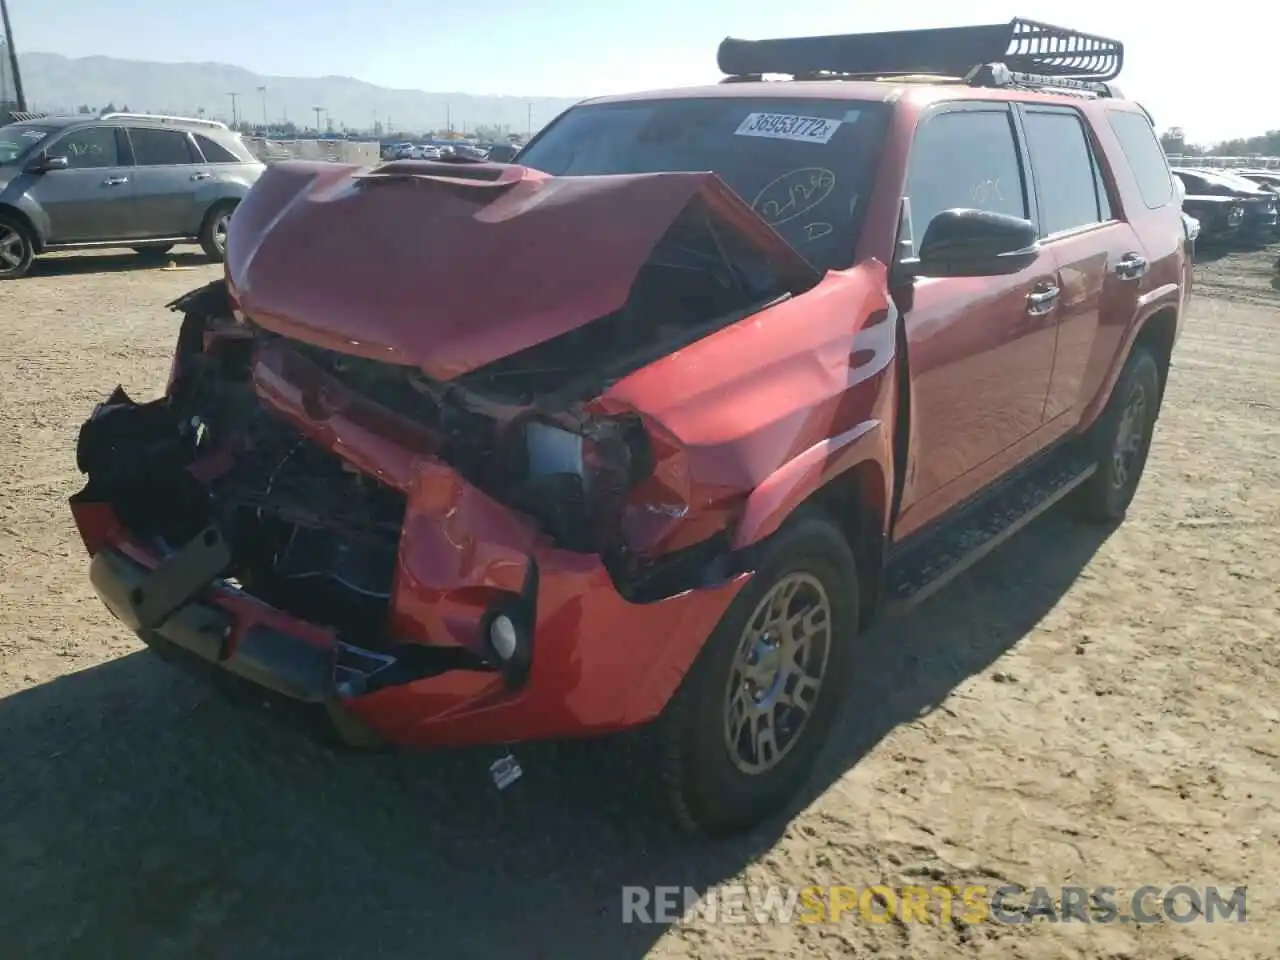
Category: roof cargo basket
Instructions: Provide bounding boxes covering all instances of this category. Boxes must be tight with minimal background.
[717,18,1124,89]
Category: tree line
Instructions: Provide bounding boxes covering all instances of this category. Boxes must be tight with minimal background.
[1161,127,1280,157]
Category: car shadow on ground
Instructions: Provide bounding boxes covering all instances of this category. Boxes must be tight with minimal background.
[30,249,213,278]
[0,510,1113,960]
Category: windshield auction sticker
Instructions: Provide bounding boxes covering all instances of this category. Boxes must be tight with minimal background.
[734,113,842,144]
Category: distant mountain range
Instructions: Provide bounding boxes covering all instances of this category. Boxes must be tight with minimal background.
[5,52,586,135]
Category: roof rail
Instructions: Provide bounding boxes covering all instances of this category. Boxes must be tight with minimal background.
[717,18,1124,96]
[99,112,230,130]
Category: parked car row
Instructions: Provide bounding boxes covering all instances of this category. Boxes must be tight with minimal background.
[1,112,265,279]
[1173,166,1279,247]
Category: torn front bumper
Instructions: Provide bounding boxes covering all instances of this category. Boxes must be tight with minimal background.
[75,497,750,751]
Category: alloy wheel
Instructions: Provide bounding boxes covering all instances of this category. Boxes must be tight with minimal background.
[0,224,27,276]
[213,212,231,255]
[1111,382,1148,490]
[722,571,833,775]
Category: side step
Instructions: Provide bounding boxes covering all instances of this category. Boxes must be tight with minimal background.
[882,448,1096,616]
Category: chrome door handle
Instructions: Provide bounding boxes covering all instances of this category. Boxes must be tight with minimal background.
[1027,283,1060,315]
[102,176,129,186]
[190,172,212,181]
[1115,253,1148,279]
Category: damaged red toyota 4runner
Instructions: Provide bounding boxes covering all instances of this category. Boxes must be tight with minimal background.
[70,20,1189,835]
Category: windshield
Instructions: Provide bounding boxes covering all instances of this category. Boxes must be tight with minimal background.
[517,97,891,271]
[0,124,54,165]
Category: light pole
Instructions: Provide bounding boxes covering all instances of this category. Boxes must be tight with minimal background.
[1,0,27,112]
[526,101,532,138]
[312,105,323,133]
[257,85,267,127]
[226,91,240,128]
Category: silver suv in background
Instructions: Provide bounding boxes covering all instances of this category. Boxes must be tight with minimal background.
[0,113,265,279]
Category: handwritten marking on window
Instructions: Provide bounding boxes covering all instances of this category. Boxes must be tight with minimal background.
[969,177,1006,206]
[751,168,837,227]
[803,222,834,241]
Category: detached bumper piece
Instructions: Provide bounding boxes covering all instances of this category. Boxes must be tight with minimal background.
[88,529,385,746]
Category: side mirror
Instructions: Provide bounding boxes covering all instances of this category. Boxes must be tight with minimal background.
[898,208,1039,279]
[486,144,519,163]
[25,154,69,174]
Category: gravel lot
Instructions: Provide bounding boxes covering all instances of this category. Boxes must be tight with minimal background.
[1,244,1278,960]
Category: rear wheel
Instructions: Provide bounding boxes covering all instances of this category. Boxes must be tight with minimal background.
[199,201,237,262]
[1074,346,1161,523]
[0,215,35,280]
[652,512,859,835]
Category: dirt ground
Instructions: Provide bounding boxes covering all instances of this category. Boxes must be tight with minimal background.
[1,243,1278,960]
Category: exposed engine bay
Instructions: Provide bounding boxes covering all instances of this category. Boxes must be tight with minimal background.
[72,182,808,644]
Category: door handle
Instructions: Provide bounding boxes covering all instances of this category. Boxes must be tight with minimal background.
[1026,283,1060,315]
[190,172,212,181]
[1114,253,1148,279]
[102,176,129,186]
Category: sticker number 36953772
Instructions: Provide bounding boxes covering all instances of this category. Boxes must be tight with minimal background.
[734,113,842,144]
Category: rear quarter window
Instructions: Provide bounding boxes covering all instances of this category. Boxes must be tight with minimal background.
[194,133,241,163]
[1106,110,1175,209]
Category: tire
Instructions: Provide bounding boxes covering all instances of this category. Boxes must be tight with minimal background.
[133,244,175,259]
[651,511,860,836]
[1073,346,1162,524]
[199,201,237,262]
[0,214,36,280]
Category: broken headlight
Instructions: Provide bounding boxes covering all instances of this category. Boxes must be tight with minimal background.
[507,414,652,553]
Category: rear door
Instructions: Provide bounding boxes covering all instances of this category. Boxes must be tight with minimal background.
[1016,104,1143,426]
[27,126,135,242]
[122,126,205,239]
[893,103,1060,535]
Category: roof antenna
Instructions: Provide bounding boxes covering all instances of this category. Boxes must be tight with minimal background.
[1,0,26,114]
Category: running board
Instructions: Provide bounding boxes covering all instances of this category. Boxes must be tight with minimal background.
[883,450,1097,617]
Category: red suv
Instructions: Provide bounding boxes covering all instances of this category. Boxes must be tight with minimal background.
[70,19,1189,835]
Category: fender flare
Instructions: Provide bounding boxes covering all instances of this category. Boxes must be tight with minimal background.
[1077,282,1181,432]
[731,419,894,550]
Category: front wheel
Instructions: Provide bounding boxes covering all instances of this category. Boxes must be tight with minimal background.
[1073,346,1161,523]
[199,201,237,262]
[652,512,859,835]
[0,215,36,280]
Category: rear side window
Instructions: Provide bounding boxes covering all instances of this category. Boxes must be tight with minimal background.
[1107,111,1174,209]
[1022,110,1107,236]
[905,108,1027,252]
[128,127,197,165]
[194,133,240,163]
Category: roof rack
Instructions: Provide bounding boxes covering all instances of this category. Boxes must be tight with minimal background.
[99,112,229,130]
[717,18,1124,97]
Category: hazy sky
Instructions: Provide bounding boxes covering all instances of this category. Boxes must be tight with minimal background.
[7,0,1273,144]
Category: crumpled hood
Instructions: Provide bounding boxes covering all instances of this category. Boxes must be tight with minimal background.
[224,159,818,381]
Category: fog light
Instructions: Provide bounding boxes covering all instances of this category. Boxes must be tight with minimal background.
[489,614,520,661]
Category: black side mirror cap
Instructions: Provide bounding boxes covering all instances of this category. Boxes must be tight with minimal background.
[898,208,1040,279]
[25,154,69,174]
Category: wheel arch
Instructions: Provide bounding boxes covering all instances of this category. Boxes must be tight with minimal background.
[1131,305,1178,405]
[1079,301,1180,433]
[200,194,240,226]
[730,429,892,630]
[0,202,46,253]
